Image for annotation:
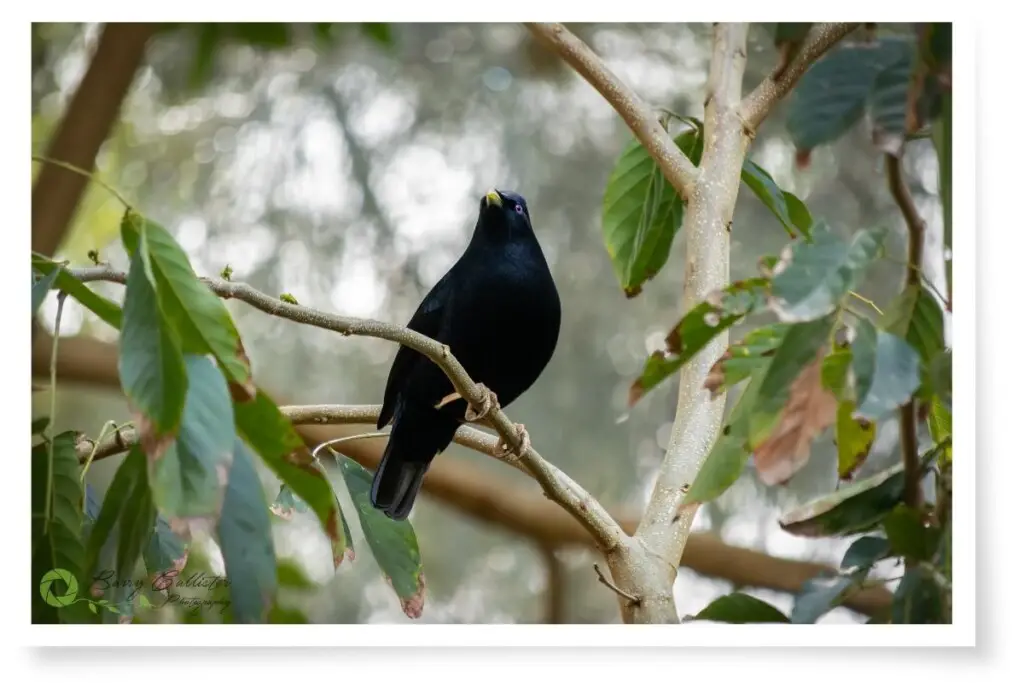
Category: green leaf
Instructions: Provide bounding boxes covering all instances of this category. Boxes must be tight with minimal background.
[927,396,952,464]
[361,23,393,46]
[628,278,770,406]
[740,160,813,240]
[881,284,946,369]
[270,483,310,520]
[892,566,946,623]
[143,515,189,586]
[32,416,50,435]
[31,266,61,318]
[821,346,852,398]
[748,315,835,448]
[118,246,187,436]
[85,446,156,620]
[840,535,891,570]
[791,571,865,624]
[234,391,349,568]
[32,432,89,624]
[32,253,123,329]
[121,211,255,402]
[851,320,921,420]
[932,92,952,295]
[277,559,317,590]
[336,454,426,619]
[602,130,702,297]
[867,42,916,140]
[786,37,914,153]
[693,592,790,623]
[779,462,905,537]
[148,355,235,522]
[709,323,789,393]
[217,439,278,624]
[684,365,769,504]
[768,225,887,323]
[883,504,941,562]
[836,400,876,480]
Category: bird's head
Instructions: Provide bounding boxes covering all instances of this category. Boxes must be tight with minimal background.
[474,188,534,242]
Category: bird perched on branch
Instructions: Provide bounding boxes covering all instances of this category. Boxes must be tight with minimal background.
[370,189,562,521]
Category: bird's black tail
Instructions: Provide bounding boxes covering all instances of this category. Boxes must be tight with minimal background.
[370,402,458,521]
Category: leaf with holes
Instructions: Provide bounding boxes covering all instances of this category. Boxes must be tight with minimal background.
[217,439,278,623]
[234,391,349,568]
[32,253,123,329]
[836,400,876,480]
[740,160,813,240]
[121,211,255,402]
[118,246,187,440]
[602,130,702,298]
[628,278,770,407]
[851,320,921,420]
[780,462,905,538]
[768,225,887,323]
[148,355,235,523]
[693,592,790,623]
[32,432,90,624]
[337,454,425,619]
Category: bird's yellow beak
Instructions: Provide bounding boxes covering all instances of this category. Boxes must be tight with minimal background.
[484,189,502,208]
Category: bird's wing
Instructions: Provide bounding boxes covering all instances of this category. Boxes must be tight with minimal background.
[377,268,456,429]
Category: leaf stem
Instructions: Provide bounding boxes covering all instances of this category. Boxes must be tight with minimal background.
[849,291,883,315]
[31,155,132,209]
[44,291,67,534]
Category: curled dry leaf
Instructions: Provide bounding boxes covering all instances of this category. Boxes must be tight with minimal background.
[753,350,838,485]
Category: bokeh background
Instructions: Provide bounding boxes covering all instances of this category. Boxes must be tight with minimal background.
[31,22,948,624]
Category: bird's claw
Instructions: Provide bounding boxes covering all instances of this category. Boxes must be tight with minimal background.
[494,423,531,463]
[465,384,499,422]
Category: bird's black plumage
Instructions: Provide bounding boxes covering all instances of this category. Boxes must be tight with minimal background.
[370,189,562,520]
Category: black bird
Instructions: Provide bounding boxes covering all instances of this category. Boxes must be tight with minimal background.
[370,188,562,521]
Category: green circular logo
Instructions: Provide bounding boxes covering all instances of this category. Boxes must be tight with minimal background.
[39,568,78,608]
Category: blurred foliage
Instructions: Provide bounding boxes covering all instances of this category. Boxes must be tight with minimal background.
[31,21,952,624]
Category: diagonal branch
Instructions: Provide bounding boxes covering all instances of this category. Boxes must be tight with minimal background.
[740,23,860,130]
[67,265,628,551]
[523,22,700,201]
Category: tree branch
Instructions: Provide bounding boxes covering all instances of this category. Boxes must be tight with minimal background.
[885,153,925,510]
[67,265,627,551]
[523,22,700,201]
[32,23,156,257]
[32,333,891,617]
[740,23,860,131]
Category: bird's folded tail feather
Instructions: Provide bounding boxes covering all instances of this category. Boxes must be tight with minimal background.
[370,402,457,521]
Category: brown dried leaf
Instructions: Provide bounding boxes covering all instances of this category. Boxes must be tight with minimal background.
[752,351,838,486]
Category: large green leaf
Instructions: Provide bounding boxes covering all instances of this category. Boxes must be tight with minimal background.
[32,253,124,329]
[217,439,278,624]
[118,247,187,437]
[336,454,426,619]
[836,400,876,480]
[768,225,887,323]
[880,284,946,368]
[851,320,921,420]
[32,433,90,624]
[234,391,349,568]
[786,37,914,153]
[840,535,891,570]
[779,462,905,538]
[601,130,702,297]
[883,504,941,562]
[748,314,836,448]
[148,355,235,522]
[684,365,769,504]
[692,592,790,623]
[628,278,770,406]
[867,41,916,140]
[121,211,255,402]
[740,160,813,240]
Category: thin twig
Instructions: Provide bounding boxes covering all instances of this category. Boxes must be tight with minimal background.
[849,290,883,315]
[31,155,132,209]
[885,153,925,511]
[523,22,700,201]
[593,562,640,605]
[66,266,627,551]
[740,23,860,130]
[44,292,68,533]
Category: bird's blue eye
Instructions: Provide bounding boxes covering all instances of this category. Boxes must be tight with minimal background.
[515,204,524,214]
